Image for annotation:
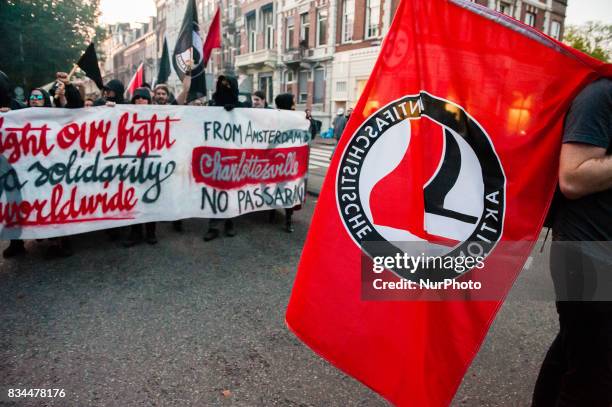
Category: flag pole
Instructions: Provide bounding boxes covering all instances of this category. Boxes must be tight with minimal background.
[67,64,79,81]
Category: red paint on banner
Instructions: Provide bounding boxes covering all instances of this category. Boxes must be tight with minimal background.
[0,117,55,163]
[0,182,137,227]
[191,146,309,189]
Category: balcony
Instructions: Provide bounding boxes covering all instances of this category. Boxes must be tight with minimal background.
[235,49,277,70]
[282,42,316,68]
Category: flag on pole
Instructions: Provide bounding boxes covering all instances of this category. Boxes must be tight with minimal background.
[203,6,222,67]
[285,1,611,406]
[125,62,144,99]
[172,0,206,102]
[156,37,171,85]
[76,43,104,90]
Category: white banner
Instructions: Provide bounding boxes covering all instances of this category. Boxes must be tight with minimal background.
[0,105,310,239]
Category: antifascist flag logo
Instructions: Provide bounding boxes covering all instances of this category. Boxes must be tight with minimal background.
[336,92,505,282]
[172,0,207,101]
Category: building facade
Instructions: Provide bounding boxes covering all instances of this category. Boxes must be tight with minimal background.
[102,0,566,126]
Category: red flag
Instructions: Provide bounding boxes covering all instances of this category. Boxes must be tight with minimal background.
[126,62,144,99]
[203,7,221,66]
[286,1,611,406]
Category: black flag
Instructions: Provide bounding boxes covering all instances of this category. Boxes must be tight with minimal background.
[172,0,206,102]
[77,43,104,90]
[156,37,171,85]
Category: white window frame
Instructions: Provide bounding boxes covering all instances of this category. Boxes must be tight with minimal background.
[300,13,310,45]
[316,9,327,47]
[286,17,295,50]
[364,0,380,39]
[262,8,274,49]
[298,69,309,104]
[525,11,536,27]
[246,14,257,52]
[497,2,511,15]
[341,0,354,43]
[550,21,561,40]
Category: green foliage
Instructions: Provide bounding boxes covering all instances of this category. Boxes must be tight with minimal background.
[564,21,612,62]
[0,0,103,90]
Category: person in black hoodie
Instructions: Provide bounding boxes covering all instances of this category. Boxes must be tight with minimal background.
[203,75,244,242]
[94,79,125,106]
[1,71,27,258]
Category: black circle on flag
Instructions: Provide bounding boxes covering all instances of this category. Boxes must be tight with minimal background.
[336,92,506,282]
[173,25,205,80]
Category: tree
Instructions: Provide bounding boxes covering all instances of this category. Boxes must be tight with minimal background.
[563,21,612,62]
[0,0,104,90]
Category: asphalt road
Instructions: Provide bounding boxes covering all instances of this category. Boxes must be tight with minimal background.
[0,197,558,406]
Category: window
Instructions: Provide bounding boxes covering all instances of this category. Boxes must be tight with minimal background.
[365,0,380,39]
[316,9,327,46]
[341,0,354,43]
[286,16,295,50]
[285,70,294,83]
[298,70,309,103]
[259,74,273,104]
[550,21,561,40]
[262,7,274,49]
[300,13,310,46]
[497,2,511,15]
[313,68,325,104]
[246,13,256,52]
[336,81,347,92]
[525,12,536,27]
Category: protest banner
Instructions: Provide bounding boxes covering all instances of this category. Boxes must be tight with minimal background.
[0,105,310,239]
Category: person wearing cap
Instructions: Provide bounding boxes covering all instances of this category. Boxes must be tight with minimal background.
[124,88,158,247]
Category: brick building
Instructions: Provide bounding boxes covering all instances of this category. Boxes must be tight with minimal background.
[102,0,566,127]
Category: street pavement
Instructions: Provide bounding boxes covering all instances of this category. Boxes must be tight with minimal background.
[0,148,559,406]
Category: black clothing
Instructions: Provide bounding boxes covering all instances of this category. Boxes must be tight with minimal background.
[95,79,125,105]
[131,87,152,104]
[553,79,611,242]
[209,75,241,108]
[533,79,612,407]
[532,297,612,407]
[275,93,294,110]
[49,83,84,108]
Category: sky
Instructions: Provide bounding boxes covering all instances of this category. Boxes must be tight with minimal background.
[99,0,156,24]
[98,0,611,25]
[566,0,612,25]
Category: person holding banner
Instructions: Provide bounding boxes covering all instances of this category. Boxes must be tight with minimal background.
[1,71,27,258]
[94,79,125,106]
[27,88,53,108]
[123,88,159,247]
[203,75,245,241]
[274,93,301,233]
